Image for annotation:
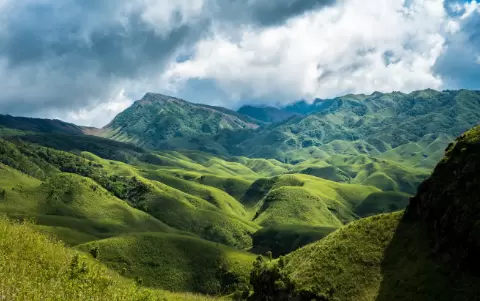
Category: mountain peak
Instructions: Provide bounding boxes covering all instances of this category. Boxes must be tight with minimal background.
[137,92,185,105]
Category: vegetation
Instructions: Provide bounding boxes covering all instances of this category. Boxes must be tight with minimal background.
[250,212,480,301]
[77,233,256,294]
[249,124,480,301]
[0,90,479,300]
[407,124,480,274]
[0,216,220,301]
[251,225,336,257]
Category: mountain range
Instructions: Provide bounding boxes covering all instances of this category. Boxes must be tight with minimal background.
[0,88,479,300]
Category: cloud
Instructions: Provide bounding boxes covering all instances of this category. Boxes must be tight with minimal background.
[433,1,480,89]
[209,0,336,27]
[0,0,479,126]
[165,0,447,106]
[0,0,207,126]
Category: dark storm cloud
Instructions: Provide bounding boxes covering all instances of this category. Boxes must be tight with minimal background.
[212,0,336,26]
[433,10,480,90]
[0,0,208,118]
[0,0,337,121]
[245,0,336,26]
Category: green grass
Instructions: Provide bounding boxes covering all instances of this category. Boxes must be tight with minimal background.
[252,174,380,227]
[251,224,336,257]
[141,170,247,217]
[0,216,221,301]
[0,165,177,242]
[251,212,480,301]
[77,232,256,295]
[355,191,411,217]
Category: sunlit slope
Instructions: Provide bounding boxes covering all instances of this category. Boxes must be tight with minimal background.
[77,232,256,295]
[251,212,480,301]
[0,166,176,244]
[0,216,220,301]
[247,174,380,227]
[293,154,431,194]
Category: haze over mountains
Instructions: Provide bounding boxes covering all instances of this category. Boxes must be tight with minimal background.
[0,88,479,300]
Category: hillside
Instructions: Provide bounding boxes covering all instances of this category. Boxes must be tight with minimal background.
[249,125,480,301]
[247,174,380,227]
[99,90,480,170]
[0,216,220,301]
[0,114,85,135]
[407,125,480,274]
[237,105,299,124]
[237,90,480,163]
[77,232,256,294]
[102,93,260,151]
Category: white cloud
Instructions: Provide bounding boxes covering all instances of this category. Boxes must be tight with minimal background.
[61,89,132,127]
[163,0,448,106]
[460,0,480,19]
[1,0,479,125]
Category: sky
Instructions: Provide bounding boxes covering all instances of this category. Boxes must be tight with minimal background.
[0,0,479,127]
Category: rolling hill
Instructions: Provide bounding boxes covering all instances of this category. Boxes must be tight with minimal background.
[0,216,221,301]
[249,125,480,301]
[0,90,479,300]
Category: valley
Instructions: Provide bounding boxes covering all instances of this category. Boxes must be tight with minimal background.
[0,88,479,300]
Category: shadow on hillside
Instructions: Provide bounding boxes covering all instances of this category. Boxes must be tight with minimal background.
[374,213,480,301]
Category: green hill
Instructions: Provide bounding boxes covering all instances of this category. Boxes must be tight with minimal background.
[0,165,177,245]
[0,138,260,248]
[248,174,380,227]
[77,232,256,295]
[0,216,220,301]
[237,90,480,162]
[407,124,480,274]
[249,125,480,301]
[249,212,480,301]
[0,114,84,135]
[251,224,336,257]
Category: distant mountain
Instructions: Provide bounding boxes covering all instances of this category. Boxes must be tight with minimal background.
[101,93,261,149]
[0,114,84,135]
[236,89,480,163]
[100,89,480,170]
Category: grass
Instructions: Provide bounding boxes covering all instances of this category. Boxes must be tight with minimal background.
[252,212,480,300]
[77,232,257,295]
[0,165,177,244]
[0,216,221,301]
[141,170,247,217]
[252,174,380,227]
[251,224,336,257]
[355,191,411,217]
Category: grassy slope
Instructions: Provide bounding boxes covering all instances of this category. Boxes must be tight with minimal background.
[252,174,380,227]
[0,216,219,301]
[251,224,336,257]
[355,191,411,217]
[0,165,176,245]
[263,212,480,301]
[77,233,256,295]
[238,90,480,163]
[294,154,430,194]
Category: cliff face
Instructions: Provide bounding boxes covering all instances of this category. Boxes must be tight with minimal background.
[407,125,480,273]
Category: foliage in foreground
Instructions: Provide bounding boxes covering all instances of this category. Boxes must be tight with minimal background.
[0,216,219,301]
